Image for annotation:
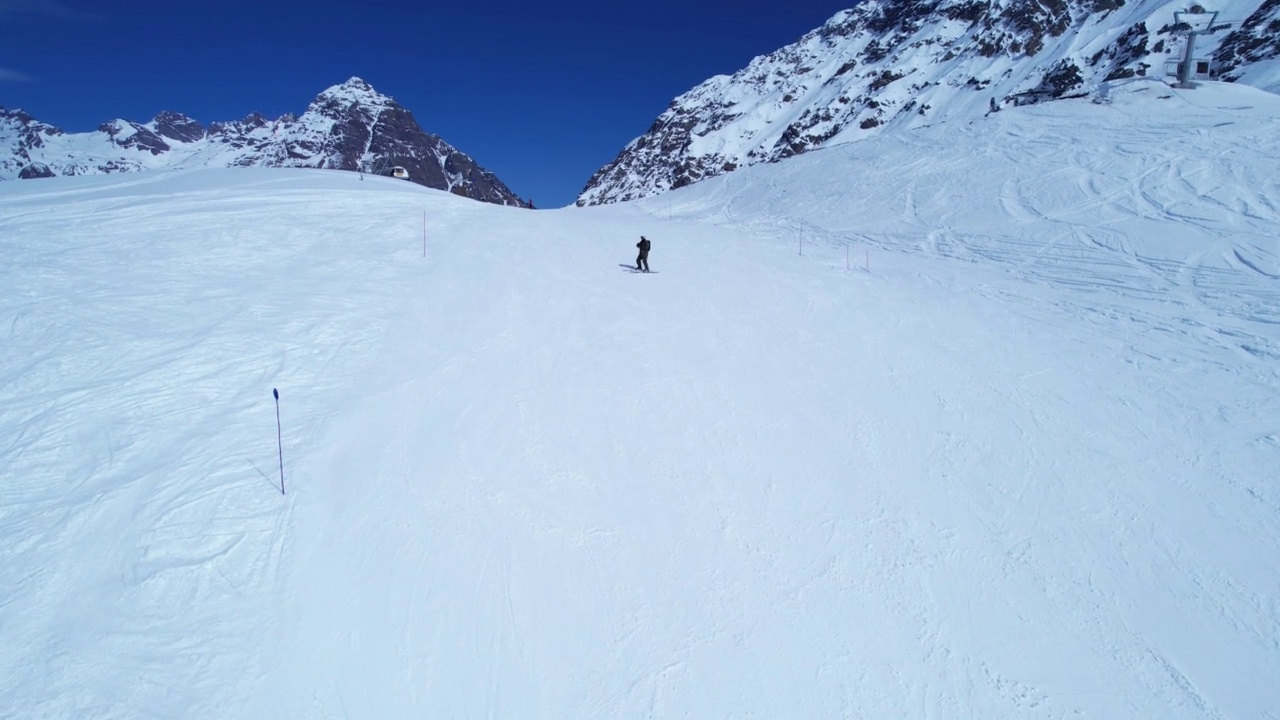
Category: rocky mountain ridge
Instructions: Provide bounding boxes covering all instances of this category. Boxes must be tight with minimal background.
[0,78,526,206]
[578,0,1280,205]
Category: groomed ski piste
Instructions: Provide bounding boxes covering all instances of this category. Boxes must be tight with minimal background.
[2,78,1278,719]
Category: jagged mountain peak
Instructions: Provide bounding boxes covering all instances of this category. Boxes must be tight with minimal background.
[578,0,1280,206]
[311,77,397,113]
[149,111,206,143]
[1,106,53,128]
[153,110,197,123]
[1,80,526,206]
[338,76,374,92]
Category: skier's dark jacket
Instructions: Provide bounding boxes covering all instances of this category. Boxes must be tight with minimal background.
[637,237,651,255]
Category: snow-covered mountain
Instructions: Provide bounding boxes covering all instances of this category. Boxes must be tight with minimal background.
[578,0,1280,205]
[0,78,526,206]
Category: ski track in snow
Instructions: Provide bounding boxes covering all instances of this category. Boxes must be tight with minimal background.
[2,82,1279,719]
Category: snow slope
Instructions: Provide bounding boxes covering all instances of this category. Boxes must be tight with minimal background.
[2,79,1278,719]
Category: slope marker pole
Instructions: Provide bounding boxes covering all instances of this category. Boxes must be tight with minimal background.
[273,388,285,495]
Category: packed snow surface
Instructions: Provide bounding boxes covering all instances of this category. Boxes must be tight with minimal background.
[2,79,1278,719]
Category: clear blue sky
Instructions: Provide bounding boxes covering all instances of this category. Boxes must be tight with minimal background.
[0,0,853,207]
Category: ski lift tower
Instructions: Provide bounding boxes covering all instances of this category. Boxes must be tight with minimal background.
[1171,5,1232,89]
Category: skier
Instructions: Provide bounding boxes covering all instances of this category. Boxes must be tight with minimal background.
[635,235,651,272]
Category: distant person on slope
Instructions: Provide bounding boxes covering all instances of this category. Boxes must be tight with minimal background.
[635,235,651,272]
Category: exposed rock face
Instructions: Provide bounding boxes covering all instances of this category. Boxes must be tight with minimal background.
[0,78,525,206]
[578,0,1279,206]
[0,107,63,179]
[98,119,171,155]
[17,162,54,179]
[1215,0,1280,81]
[153,111,206,143]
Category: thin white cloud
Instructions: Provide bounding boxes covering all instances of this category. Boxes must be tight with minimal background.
[0,0,103,21]
[0,68,34,82]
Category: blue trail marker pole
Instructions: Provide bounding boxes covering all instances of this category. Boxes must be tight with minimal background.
[273,388,285,495]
